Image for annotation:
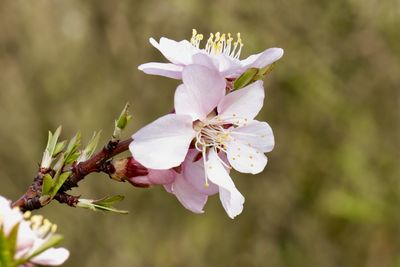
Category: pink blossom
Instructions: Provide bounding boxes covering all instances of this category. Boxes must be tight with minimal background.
[0,196,69,266]
[138,30,284,79]
[130,65,274,218]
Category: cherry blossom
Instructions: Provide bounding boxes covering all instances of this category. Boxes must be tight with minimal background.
[138,29,284,79]
[130,65,274,218]
[0,196,69,266]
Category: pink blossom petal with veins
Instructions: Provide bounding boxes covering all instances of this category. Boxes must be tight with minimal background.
[175,65,226,121]
[217,80,265,124]
[130,114,196,169]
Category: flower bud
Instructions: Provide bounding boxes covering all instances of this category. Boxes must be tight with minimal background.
[109,157,149,186]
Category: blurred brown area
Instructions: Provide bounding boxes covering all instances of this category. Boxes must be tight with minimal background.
[1,0,400,266]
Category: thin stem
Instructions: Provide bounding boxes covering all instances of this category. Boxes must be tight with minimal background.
[12,138,135,211]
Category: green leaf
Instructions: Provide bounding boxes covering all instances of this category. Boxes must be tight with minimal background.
[93,195,124,207]
[112,103,131,142]
[90,204,129,214]
[41,174,55,196]
[23,234,63,262]
[77,197,128,214]
[233,68,258,89]
[53,141,66,157]
[50,171,72,198]
[41,126,63,169]
[77,131,101,163]
[53,154,65,173]
[116,103,131,130]
[64,132,81,165]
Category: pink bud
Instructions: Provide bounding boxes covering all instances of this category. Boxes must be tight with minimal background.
[110,157,149,184]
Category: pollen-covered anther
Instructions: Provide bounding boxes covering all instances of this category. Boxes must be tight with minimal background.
[23,211,32,219]
[190,29,204,48]
[191,29,244,59]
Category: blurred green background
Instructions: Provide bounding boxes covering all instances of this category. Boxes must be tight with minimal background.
[1,0,400,266]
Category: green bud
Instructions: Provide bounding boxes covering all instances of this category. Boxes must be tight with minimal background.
[113,103,132,142]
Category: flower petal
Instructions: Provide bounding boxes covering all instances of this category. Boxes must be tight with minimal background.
[240,47,284,69]
[31,247,70,266]
[217,80,265,124]
[175,65,226,120]
[148,169,176,185]
[219,187,245,219]
[16,221,36,251]
[130,114,195,169]
[205,149,245,218]
[230,120,274,153]
[182,150,219,195]
[138,62,183,79]
[191,53,241,77]
[226,138,268,174]
[150,37,197,65]
[171,173,208,214]
[126,175,152,188]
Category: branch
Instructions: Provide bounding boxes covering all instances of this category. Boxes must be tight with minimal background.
[12,137,148,212]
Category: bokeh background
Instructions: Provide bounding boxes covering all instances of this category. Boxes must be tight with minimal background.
[1,0,400,266]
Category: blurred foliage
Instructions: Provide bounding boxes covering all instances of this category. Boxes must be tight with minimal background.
[0,0,399,266]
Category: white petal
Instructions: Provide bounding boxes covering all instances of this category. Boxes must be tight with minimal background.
[205,150,245,218]
[150,37,197,65]
[192,53,218,70]
[31,247,70,266]
[138,62,183,79]
[175,65,226,120]
[16,221,36,251]
[171,173,208,214]
[240,47,284,69]
[226,138,268,174]
[182,150,219,195]
[130,114,195,169]
[219,187,244,219]
[212,54,242,76]
[192,53,241,77]
[230,120,274,153]
[217,80,265,124]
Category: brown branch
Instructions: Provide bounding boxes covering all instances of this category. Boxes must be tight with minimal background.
[12,137,148,212]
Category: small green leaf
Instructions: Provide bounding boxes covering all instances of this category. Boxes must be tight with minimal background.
[91,204,129,214]
[112,103,131,142]
[41,126,63,169]
[233,68,258,89]
[53,154,65,173]
[77,131,101,163]
[41,174,55,196]
[257,63,275,76]
[50,171,72,198]
[116,103,131,130]
[93,195,124,207]
[64,132,81,164]
[77,197,128,214]
[53,141,66,157]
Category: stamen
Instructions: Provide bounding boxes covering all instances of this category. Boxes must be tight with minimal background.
[28,214,57,239]
[190,29,244,59]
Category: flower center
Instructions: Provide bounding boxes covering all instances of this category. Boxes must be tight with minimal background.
[194,118,233,187]
[190,29,244,59]
[24,212,58,239]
